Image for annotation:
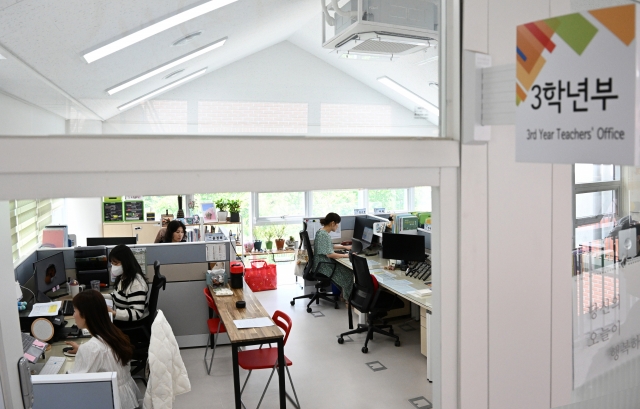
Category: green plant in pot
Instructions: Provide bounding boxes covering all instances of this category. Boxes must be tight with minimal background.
[285,235,298,249]
[274,225,286,250]
[228,199,241,223]
[252,227,262,251]
[264,226,275,250]
[214,199,228,222]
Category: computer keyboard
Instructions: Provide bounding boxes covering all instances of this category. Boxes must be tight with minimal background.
[406,261,431,281]
[61,300,74,316]
[39,356,66,375]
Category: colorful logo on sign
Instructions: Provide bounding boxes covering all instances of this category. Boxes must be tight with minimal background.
[516,4,635,105]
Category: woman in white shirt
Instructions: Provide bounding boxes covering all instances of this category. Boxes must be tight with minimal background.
[107,245,149,323]
[65,290,141,409]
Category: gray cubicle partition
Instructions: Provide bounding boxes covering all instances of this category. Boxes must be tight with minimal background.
[16,240,231,348]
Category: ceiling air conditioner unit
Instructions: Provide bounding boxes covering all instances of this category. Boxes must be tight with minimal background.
[322,0,438,60]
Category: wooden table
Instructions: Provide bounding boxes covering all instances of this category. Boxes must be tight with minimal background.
[209,283,286,409]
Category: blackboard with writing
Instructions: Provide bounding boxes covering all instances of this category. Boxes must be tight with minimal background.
[103,202,123,222]
[125,201,144,221]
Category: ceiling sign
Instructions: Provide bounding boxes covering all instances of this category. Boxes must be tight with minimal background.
[516,4,636,165]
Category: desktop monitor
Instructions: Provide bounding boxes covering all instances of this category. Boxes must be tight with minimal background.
[86,237,137,246]
[33,252,67,301]
[32,372,120,409]
[382,233,426,262]
[362,226,374,244]
[353,217,378,244]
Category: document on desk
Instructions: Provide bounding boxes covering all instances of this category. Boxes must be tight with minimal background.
[233,318,274,329]
[407,289,432,298]
[29,301,62,317]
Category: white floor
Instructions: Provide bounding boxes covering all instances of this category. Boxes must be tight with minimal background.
[167,263,432,409]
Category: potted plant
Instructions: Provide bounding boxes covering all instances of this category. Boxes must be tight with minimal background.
[228,199,241,223]
[214,199,228,222]
[274,225,286,250]
[264,226,275,251]
[285,235,298,250]
[252,228,262,252]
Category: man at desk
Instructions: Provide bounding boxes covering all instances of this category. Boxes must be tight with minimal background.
[314,213,354,300]
[65,291,142,409]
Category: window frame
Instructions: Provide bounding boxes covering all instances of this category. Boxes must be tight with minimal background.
[252,187,428,227]
[572,166,621,250]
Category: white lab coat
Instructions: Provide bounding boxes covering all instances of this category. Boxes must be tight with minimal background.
[143,310,191,409]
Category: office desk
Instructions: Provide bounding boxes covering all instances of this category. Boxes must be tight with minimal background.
[335,254,433,380]
[209,283,286,409]
[335,254,433,311]
[30,318,91,375]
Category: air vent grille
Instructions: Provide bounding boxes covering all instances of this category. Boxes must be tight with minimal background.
[351,40,419,54]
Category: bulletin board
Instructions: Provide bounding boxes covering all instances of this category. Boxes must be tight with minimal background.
[103,201,123,222]
[124,201,144,221]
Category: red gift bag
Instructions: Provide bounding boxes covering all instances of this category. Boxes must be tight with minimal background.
[245,260,277,292]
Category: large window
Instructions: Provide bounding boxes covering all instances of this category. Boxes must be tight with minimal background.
[368,189,407,213]
[573,164,620,248]
[311,190,363,217]
[255,192,305,221]
[143,196,180,217]
[10,199,64,262]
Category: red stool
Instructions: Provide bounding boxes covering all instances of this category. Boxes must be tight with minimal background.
[238,310,300,409]
[203,287,227,375]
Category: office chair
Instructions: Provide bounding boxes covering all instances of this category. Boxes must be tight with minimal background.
[203,287,227,375]
[123,261,166,383]
[238,310,300,409]
[337,254,403,353]
[290,227,340,313]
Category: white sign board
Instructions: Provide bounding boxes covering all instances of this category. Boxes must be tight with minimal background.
[516,4,637,165]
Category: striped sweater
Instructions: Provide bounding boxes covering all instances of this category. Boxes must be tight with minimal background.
[111,275,149,322]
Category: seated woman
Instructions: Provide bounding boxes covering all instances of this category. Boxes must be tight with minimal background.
[65,290,142,409]
[314,212,354,300]
[108,245,149,323]
[153,220,187,243]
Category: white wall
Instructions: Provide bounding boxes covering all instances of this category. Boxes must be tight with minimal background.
[0,92,65,135]
[103,41,436,136]
[459,1,574,409]
[64,198,103,246]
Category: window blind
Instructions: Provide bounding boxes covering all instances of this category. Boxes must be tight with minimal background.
[10,198,64,261]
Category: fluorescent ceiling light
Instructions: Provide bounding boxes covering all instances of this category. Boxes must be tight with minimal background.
[378,76,439,116]
[118,68,207,111]
[83,0,237,63]
[107,38,226,95]
[0,53,5,60]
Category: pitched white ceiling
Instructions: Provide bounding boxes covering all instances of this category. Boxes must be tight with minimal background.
[0,0,439,123]
[0,0,319,120]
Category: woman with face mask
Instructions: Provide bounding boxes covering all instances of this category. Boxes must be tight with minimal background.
[107,245,149,323]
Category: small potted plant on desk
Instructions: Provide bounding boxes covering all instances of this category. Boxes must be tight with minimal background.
[286,235,298,250]
[228,199,241,223]
[215,199,228,222]
[264,226,275,251]
[252,227,262,252]
[274,225,286,251]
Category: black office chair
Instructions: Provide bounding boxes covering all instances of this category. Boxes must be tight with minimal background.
[122,261,166,383]
[290,228,340,313]
[337,254,403,353]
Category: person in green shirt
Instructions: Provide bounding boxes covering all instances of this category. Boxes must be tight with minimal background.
[313,212,354,300]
